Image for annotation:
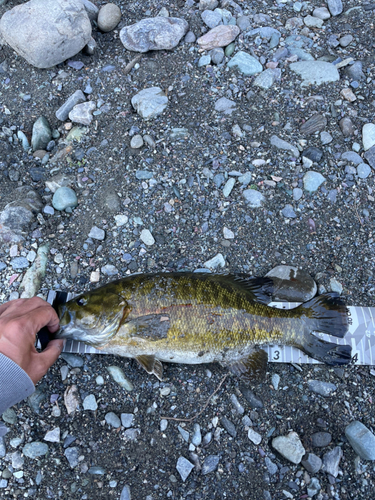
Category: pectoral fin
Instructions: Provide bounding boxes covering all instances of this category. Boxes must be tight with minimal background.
[223,350,268,382]
[136,355,164,380]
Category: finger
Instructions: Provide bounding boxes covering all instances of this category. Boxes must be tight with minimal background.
[39,339,64,369]
[16,306,60,336]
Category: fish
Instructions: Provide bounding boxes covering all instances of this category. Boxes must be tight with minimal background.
[56,272,352,382]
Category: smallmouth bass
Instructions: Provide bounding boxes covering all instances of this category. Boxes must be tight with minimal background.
[57,272,351,381]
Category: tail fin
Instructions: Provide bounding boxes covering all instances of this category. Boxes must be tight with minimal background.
[296,293,352,366]
[298,293,349,338]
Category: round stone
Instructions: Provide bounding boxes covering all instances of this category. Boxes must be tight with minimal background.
[97,3,121,32]
[357,163,371,179]
[52,187,78,211]
[130,134,144,148]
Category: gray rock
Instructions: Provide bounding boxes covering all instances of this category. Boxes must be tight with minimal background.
[330,277,343,294]
[198,54,211,67]
[223,178,235,197]
[101,264,119,276]
[60,353,84,367]
[120,17,188,52]
[22,441,49,459]
[227,51,262,76]
[199,0,219,9]
[357,163,371,179]
[281,204,297,218]
[121,413,134,428]
[97,3,121,32]
[293,188,303,201]
[266,265,317,302]
[191,424,202,446]
[345,421,375,460]
[345,61,364,81]
[214,96,236,114]
[11,451,24,469]
[201,10,222,28]
[270,135,299,157]
[44,427,60,443]
[81,0,99,21]
[84,36,97,55]
[184,30,196,43]
[0,437,6,458]
[2,407,16,424]
[209,47,224,65]
[307,477,321,498]
[88,226,105,240]
[248,428,262,445]
[178,426,190,442]
[310,432,332,447]
[124,428,140,441]
[69,101,96,125]
[56,90,86,121]
[301,453,322,473]
[313,7,331,19]
[106,366,134,391]
[140,229,155,246]
[362,123,375,151]
[176,456,194,482]
[272,432,305,464]
[364,145,375,169]
[322,446,342,477]
[52,187,78,211]
[83,395,98,411]
[243,189,265,207]
[237,15,250,31]
[320,131,333,144]
[197,25,240,50]
[307,380,337,397]
[131,87,168,120]
[290,61,339,86]
[120,485,131,500]
[0,0,92,68]
[303,171,326,192]
[341,151,363,165]
[339,117,355,137]
[271,374,280,390]
[265,457,278,475]
[202,455,220,474]
[221,416,237,437]
[130,134,144,148]
[204,253,225,269]
[65,447,79,468]
[31,116,51,151]
[327,0,343,16]
[105,412,121,428]
[339,34,353,47]
[300,114,327,135]
[10,257,29,270]
[253,68,280,89]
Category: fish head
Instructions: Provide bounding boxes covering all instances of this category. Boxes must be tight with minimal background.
[57,289,128,347]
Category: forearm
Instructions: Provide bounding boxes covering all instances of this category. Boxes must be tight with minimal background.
[0,353,35,416]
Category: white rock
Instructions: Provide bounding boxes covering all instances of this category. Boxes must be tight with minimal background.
[248,428,262,445]
[204,253,225,269]
[140,229,155,246]
[362,123,375,151]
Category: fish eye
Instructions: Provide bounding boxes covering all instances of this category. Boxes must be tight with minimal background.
[76,297,87,306]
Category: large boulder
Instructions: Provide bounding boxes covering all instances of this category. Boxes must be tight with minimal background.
[0,0,92,69]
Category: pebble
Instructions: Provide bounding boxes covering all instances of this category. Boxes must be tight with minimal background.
[22,442,49,459]
[202,455,220,474]
[10,257,29,270]
[248,428,262,445]
[44,427,60,443]
[52,187,78,211]
[210,47,224,65]
[101,264,118,276]
[120,17,188,52]
[307,380,337,397]
[176,456,194,482]
[69,101,96,125]
[322,446,342,477]
[64,385,80,414]
[270,135,299,157]
[204,253,225,269]
[223,177,235,197]
[56,90,86,121]
[131,134,144,148]
[120,485,131,500]
[65,447,79,468]
[300,114,327,135]
[303,171,326,192]
[83,394,98,411]
[106,366,134,391]
[97,3,121,32]
[31,116,51,151]
[345,421,375,460]
[340,117,355,136]
[293,188,303,201]
[320,131,333,144]
[105,412,121,428]
[88,226,105,240]
[0,437,6,458]
[201,10,222,28]
[272,432,305,464]
[197,25,240,50]
[330,277,343,294]
[307,477,321,498]
[327,0,343,16]
[191,424,202,446]
[121,413,134,428]
[313,7,331,19]
[357,163,372,179]
[96,375,104,385]
[290,61,340,86]
[230,394,244,414]
[301,453,322,473]
[214,97,236,114]
[60,353,84,368]
[272,374,280,390]
[227,51,263,76]
[131,87,168,120]
[310,432,332,447]
[178,426,190,442]
[243,189,265,207]
[140,229,155,246]
[160,419,168,432]
[220,416,237,437]
[281,205,297,218]
[362,123,375,151]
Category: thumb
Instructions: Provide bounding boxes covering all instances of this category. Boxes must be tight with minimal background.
[40,339,64,369]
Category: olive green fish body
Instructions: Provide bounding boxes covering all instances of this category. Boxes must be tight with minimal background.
[57,272,351,381]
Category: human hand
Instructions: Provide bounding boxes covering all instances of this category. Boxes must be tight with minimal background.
[0,297,63,385]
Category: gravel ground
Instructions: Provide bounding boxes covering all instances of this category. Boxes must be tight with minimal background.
[1,0,375,498]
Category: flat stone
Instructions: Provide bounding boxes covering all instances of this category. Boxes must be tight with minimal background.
[0,0,92,68]
[140,229,155,246]
[105,412,121,428]
[199,0,219,9]
[121,413,134,428]
[176,457,194,482]
[65,447,79,468]
[223,178,235,197]
[345,421,375,460]
[307,380,337,397]
[303,171,326,192]
[214,96,236,114]
[327,0,343,16]
[131,87,168,120]
[201,10,222,28]
[52,187,78,211]
[270,135,299,157]
[253,68,280,89]
[248,428,262,445]
[101,264,118,276]
[281,204,297,218]
[320,131,333,144]
[83,394,98,411]
[290,61,339,86]
[303,146,323,163]
[310,432,332,447]
[266,265,317,302]
[10,257,29,270]
[341,151,362,165]
[88,226,105,240]
[178,426,190,442]
[106,366,134,391]
[322,446,342,477]
[198,54,211,67]
[340,117,355,137]
[357,163,372,178]
[204,253,225,269]
[22,441,49,458]
[227,51,262,76]
[202,455,220,474]
[44,427,60,443]
[97,3,121,32]
[120,485,131,500]
[362,123,375,151]
[120,17,188,52]
[339,34,353,47]
[56,90,86,121]
[60,353,84,367]
[243,189,265,207]
[272,432,305,464]
[69,101,96,125]
[300,114,327,135]
[301,453,322,473]
[197,25,240,50]
[221,416,237,437]
[313,7,331,19]
[304,15,323,28]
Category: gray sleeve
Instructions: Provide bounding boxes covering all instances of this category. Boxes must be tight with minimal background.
[0,353,35,416]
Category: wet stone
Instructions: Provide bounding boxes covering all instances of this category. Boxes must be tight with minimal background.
[301,453,322,473]
[266,265,317,302]
[176,456,194,482]
[307,380,337,397]
[310,432,332,447]
[202,455,220,474]
[345,421,375,460]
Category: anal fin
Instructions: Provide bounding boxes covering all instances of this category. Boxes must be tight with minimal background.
[223,350,268,382]
[136,355,164,380]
